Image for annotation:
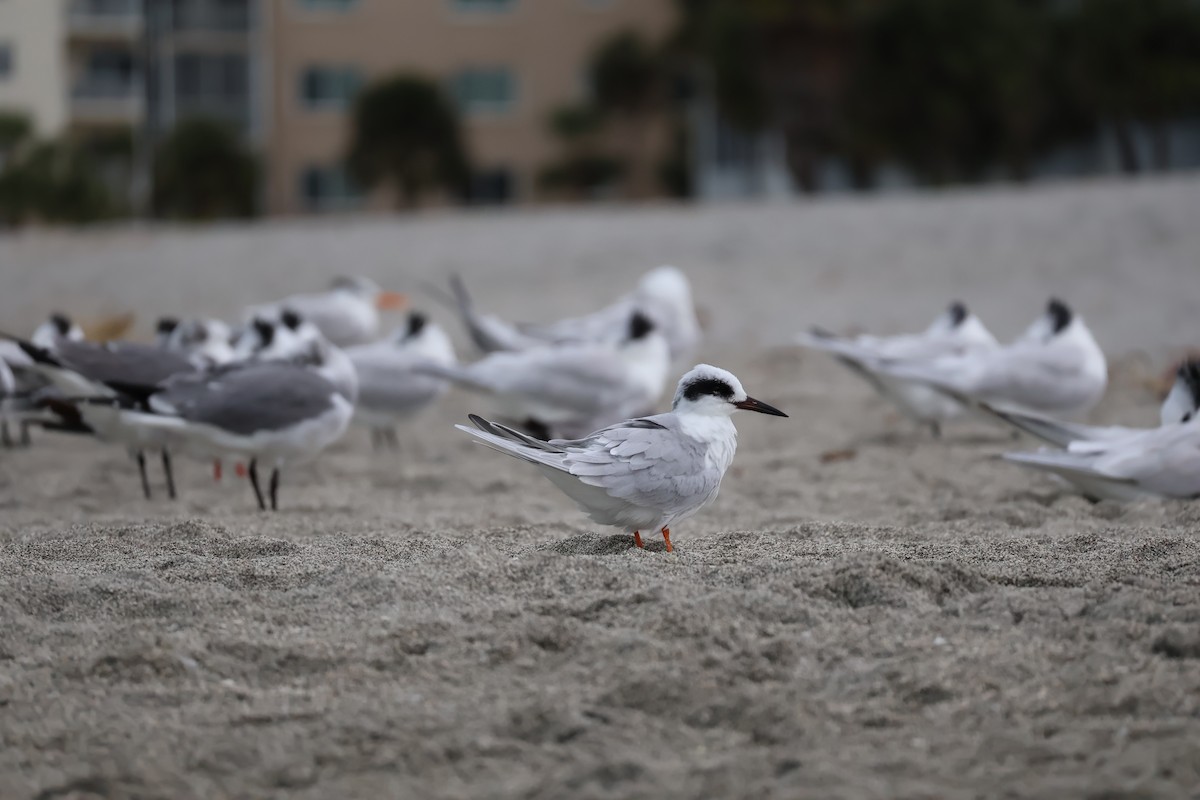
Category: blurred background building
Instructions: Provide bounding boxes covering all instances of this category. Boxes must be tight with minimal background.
[0,0,1198,223]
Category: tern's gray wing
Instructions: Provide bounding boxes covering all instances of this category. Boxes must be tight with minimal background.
[459,346,636,417]
[152,363,339,435]
[562,415,718,510]
[54,340,195,389]
[516,297,633,343]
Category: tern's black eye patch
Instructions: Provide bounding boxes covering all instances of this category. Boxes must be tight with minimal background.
[683,378,735,402]
[947,301,967,327]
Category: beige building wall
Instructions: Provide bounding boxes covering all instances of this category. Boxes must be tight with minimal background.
[0,0,68,136]
[264,0,675,215]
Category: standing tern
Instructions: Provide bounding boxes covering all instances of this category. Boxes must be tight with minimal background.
[797,301,1000,436]
[423,311,670,440]
[456,364,787,552]
[245,276,407,348]
[345,311,457,450]
[870,298,1107,418]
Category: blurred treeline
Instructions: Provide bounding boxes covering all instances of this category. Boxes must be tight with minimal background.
[669,0,1200,190]
[1,0,1198,223]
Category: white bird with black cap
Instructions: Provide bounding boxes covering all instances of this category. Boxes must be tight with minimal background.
[345,311,457,450]
[456,364,788,552]
[245,275,407,348]
[421,309,670,440]
[868,298,1107,418]
[797,300,999,436]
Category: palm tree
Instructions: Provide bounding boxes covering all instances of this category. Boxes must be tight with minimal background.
[346,74,470,209]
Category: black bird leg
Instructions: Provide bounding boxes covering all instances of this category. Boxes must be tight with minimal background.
[269,468,279,511]
[1,420,12,448]
[161,448,177,500]
[248,458,266,511]
[385,428,400,451]
[136,450,152,499]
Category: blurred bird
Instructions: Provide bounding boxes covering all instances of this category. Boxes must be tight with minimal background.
[345,311,457,451]
[1002,412,1200,502]
[869,298,1107,418]
[456,364,787,552]
[81,359,353,511]
[797,300,999,436]
[1,313,87,447]
[447,265,701,363]
[422,311,670,440]
[160,317,237,366]
[245,276,407,347]
[982,358,1200,447]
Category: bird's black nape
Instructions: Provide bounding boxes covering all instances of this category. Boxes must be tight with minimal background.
[946,301,968,327]
[252,317,275,347]
[156,317,180,336]
[1046,298,1073,334]
[406,311,428,339]
[627,310,655,342]
[280,308,304,331]
[50,312,73,336]
[1177,358,1200,405]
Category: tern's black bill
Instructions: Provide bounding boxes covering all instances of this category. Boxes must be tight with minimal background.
[735,396,788,417]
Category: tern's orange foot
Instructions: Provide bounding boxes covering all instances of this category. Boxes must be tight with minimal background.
[633,531,644,549]
[661,527,673,553]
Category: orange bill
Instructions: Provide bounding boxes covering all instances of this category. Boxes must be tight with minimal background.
[376,291,408,310]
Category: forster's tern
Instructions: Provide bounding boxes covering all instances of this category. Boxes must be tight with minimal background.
[798,301,1000,436]
[345,312,457,450]
[871,298,1107,418]
[448,266,701,363]
[424,311,670,440]
[246,276,407,348]
[456,364,787,552]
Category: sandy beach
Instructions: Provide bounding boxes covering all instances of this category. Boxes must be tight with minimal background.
[2,176,1200,799]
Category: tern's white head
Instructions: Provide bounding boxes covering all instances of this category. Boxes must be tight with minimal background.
[925,300,999,349]
[1019,298,1079,344]
[32,313,83,348]
[671,364,788,418]
[1162,359,1200,426]
[389,311,457,365]
[637,266,692,308]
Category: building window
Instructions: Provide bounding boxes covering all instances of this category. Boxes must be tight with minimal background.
[300,164,362,211]
[466,168,514,205]
[450,67,516,115]
[299,66,362,109]
[296,0,358,10]
[0,43,11,80]
[451,0,516,13]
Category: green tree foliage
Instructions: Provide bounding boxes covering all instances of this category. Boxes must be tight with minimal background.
[346,74,470,208]
[152,117,257,220]
[0,114,117,225]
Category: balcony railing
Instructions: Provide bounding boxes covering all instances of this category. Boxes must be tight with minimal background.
[68,0,143,37]
[71,82,144,122]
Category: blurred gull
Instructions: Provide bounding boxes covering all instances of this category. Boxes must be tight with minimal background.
[797,300,999,436]
[448,265,701,363]
[245,276,407,348]
[344,311,457,451]
[456,364,787,552]
[982,358,1200,447]
[868,298,1107,418]
[422,311,670,440]
[1,314,86,447]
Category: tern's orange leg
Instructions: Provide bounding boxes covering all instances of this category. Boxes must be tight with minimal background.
[213,460,222,482]
[235,462,247,479]
[633,531,644,549]
[661,527,673,553]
